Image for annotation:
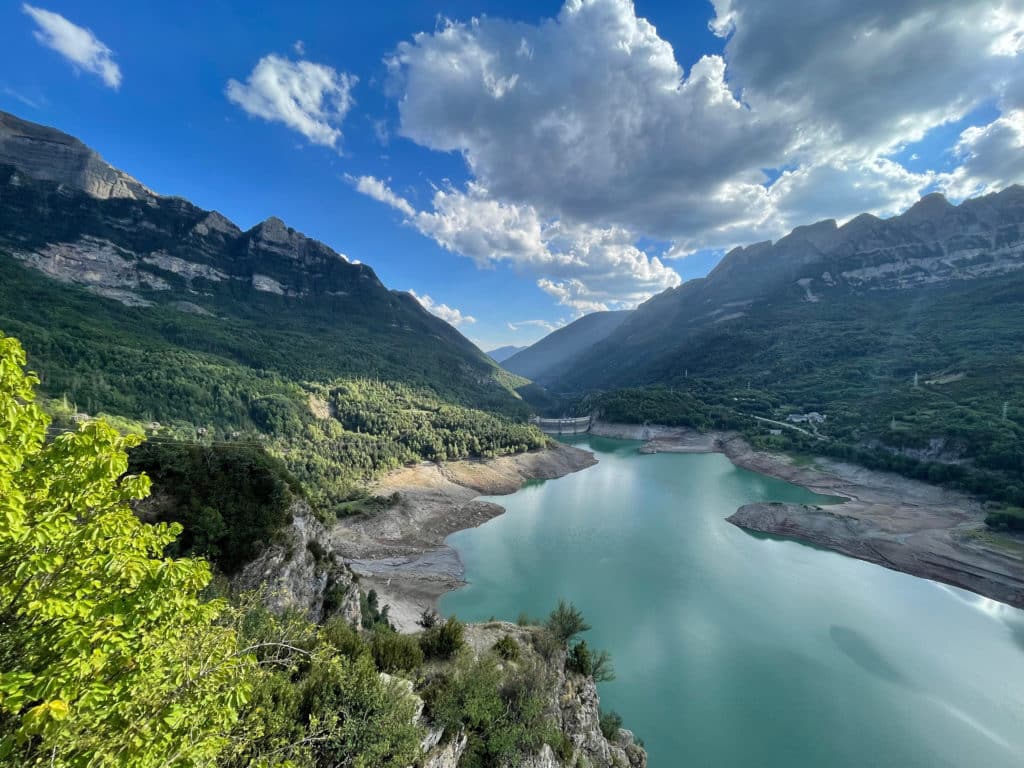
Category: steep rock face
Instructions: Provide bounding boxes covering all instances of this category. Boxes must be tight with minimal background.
[0,111,154,201]
[234,501,361,625]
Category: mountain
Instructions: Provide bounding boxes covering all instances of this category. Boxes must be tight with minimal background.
[0,111,542,513]
[556,186,1024,392]
[552,187,1024,506]
[502,310,632,383]
[487,345,526,363]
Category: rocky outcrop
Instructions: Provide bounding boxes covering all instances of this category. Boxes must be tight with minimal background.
[234,501,361,625]
[0,111,154,201]
[419,623,646,768]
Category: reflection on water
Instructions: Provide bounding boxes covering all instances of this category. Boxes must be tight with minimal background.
[441,438,1024,768]
[829,625,915,689]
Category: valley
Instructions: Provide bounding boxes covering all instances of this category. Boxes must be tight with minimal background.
[3,105,1023,768]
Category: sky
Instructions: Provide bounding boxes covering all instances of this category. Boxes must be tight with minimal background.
[2,1,1023,351]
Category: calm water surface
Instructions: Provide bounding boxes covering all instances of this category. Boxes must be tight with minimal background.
[440,437,1024,767]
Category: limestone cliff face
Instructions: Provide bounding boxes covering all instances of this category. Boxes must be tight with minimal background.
[0,111,154,201]
[234,501,361,625]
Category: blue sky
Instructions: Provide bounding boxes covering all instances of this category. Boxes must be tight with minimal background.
[2,1,1023,350]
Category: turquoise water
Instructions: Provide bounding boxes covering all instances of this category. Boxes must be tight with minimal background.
[440,437,1024,767]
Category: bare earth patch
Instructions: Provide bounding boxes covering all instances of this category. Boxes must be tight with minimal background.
[329,442,597,631]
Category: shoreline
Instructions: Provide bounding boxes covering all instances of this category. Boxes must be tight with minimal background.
[333,423,1024,627]
[591,420,1024,608]
[328,441,597,631]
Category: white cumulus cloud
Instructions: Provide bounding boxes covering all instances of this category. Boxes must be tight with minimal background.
[353,177,681,313]
[226,54,356,150]
[385,0,1024,259]
[408,290,476,327]
[23,4,121,89]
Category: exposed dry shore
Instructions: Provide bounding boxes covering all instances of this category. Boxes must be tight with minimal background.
[333,422,1024,627]
[329,442,597,630]
[591,420,1024,608]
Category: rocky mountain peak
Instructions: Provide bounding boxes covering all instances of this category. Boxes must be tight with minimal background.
[900,191,953,225]
[0,110,154,201]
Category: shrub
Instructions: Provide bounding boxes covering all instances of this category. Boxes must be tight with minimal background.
[568,640,615,682]
[420,616,466,660]
[321,616,368,660]
[493,634,521,661]
[546,600,591,646]
[599,710,624,741]
[985,506,1024,530]
[371,630,425,673]
[361,588,392,631]
[418,607,440,629]
[424,654,558,767]
[531,629,563,661]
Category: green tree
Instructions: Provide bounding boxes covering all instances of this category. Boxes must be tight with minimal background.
[545,600,591,646]
[0,333,254,767]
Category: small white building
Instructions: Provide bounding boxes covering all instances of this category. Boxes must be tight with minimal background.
[786,412,827,425]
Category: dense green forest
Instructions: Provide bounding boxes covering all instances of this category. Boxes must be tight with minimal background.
[0,257,546,517]
[0,332,627,768]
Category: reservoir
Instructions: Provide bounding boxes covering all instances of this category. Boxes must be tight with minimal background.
[440,437,1024,767]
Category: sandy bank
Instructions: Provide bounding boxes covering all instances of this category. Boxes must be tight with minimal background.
[594,420,1024,608]
[329,442,597,631]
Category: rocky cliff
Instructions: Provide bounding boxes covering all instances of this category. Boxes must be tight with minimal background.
[233,501,362,625]
[0,111,154,201]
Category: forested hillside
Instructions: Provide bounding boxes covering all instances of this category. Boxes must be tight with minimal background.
[554,188,1024,507]
[0,111,546,517]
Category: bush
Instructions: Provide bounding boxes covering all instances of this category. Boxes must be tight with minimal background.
[321,616,368,660]
[599,710,624,741]
[985,506,1024,530]
[531,629,562,661]
[361,589,392,631]
[371,630,425,673]
[546,600,591,646]
[423,654,558,767]
[419,616,465,660]
[418,607,439,629]
[493,634,521,661]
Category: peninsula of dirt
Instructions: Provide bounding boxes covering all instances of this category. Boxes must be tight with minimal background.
[329,442,597,630]
[591,420,1024,608]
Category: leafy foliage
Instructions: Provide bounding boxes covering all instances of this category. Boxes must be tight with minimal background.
[545,600,592,646]
[493,634,521,661]
[423,652,558,768]
[419,616,466,660]
[567,640,615,682]
[0,333,253,766]
[127,441,299,573]
[370,631,425,673]
[599,710,623,741]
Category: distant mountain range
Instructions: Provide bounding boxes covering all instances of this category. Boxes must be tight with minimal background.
[502,310,632,382]
[548,185,1024,392]
[487,345,526,363]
